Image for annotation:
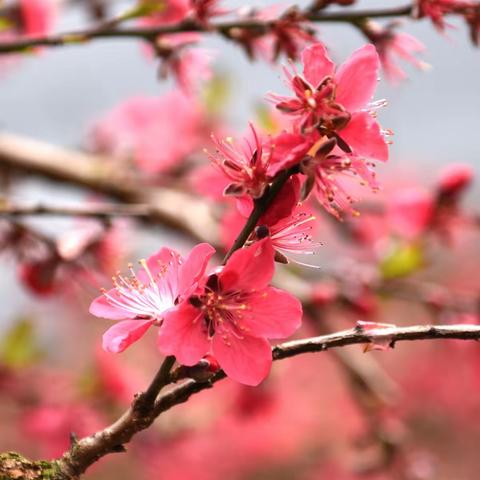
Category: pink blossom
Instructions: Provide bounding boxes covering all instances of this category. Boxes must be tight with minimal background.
[221,176,321,263]
[19,0,56,37]
[236,5,315,62]
[207,124,276,198]
[388,188,435,240]
[157,240,302,385]
[91,91,204,174]
[191,0,228,24]
[22,404,103,457]
[437,163,473,197]
[414,0,474,31]
[89,243,215,353]
[270,43,387,140]
[374,29,428,83]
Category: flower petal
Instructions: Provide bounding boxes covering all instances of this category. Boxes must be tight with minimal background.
[242,287,303,339]
[212,331,272,386]
[102,319,155,353]
[219,239,275,292]
[178,243,216,297]
[89,290,134,320]
[302,43,335,87]
[340,111,388,162]
[335,44,380,112]
[157,303,209,366]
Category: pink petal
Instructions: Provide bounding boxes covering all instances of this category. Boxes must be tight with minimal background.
[388,188,434,239]
[157,303,209,366]
[335,44,380,112]
[340,111,388,162]
[89,290,133,320]
[243,287,303,339]
[269,132,313,176]
[190,164,230,200]
[102,319,155,353]
[302,43,335,87]
[212,331,272,386]
[178,243,216,296]
[219,239,275,292]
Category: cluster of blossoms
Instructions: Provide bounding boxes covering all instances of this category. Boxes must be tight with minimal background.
[414,0,480,42]
[91,41,390,386]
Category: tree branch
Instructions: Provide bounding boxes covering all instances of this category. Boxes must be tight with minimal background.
[0,4,414,55]
[0,202,170,219]
[46,322,480,478]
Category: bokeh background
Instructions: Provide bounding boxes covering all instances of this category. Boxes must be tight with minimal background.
[0,1,479,479]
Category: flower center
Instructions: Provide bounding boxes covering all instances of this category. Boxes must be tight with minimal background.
[101,256,180,321]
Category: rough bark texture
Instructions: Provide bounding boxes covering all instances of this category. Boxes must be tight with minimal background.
[0,453,65,480]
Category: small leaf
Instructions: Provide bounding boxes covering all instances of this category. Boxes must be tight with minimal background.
[380,242,424,279]
[201,74,230,116]
[0,318,44,368]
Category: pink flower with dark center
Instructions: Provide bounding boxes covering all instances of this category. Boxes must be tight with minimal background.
[269,43,389,164]
[157,240,303,385]
[207,124,276,198]
[89,243,215,353]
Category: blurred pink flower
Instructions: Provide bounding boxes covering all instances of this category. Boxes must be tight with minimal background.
[91,91,204,174]
[157,240,302,385]
[376,31,428,83]
[22,404,103,457]
[19,0,56,36]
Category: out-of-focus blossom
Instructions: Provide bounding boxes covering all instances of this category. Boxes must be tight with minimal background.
[91,91,205,174]
[157,240,302,385]
[17,256,61,296]
[19,0,56,36]
[93,348,143,405]
[362,21,428,83]
[388,187,435,240]
[156,34,215,94]
[413,0,475,31]
[232,5,315,62]
[21,404,103,457]
[436,163,473,198]
[191,0,227,24]
[89,243,215,353]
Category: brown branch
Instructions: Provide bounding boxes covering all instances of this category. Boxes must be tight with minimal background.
[0,133,218,245]
[0,202,170,219]
[0,4,414,55]
[47,322,480,478]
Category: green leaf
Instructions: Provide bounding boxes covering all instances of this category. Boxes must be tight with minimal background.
[0,17,14,32]
[0,318,43,368]
[201,73,230,116]
[122,1,167,21]
[255,104,282,134]
[380,242,425,280]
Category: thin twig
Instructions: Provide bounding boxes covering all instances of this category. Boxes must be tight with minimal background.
[222,167,296,264]
[54,323,480,478]
[0,4,414,55]
[0,203,163,218]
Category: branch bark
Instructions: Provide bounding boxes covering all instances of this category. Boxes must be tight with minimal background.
[28,323,479,479]
[0,4,414,55]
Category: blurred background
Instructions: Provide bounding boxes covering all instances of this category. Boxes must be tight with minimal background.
[0,0,479,479]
